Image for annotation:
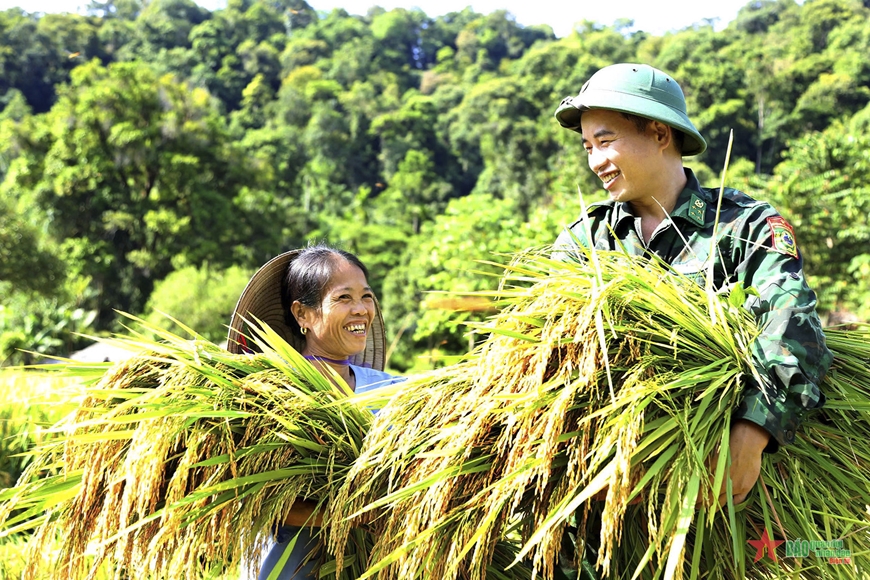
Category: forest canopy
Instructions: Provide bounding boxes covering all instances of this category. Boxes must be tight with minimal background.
[1,0,869,369]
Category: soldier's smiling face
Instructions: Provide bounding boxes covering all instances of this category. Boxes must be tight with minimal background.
[580,109,668,205]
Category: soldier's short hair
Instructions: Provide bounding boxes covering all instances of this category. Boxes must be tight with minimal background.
[619,112,685,155]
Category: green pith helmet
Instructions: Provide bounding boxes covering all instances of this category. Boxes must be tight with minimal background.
[554,63,707,156]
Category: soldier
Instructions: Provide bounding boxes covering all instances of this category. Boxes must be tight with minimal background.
[552,63,833,507]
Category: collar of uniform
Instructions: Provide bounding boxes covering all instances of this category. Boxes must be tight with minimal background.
[609,169,710,229]
[669,169,712,227]
[608,200,636,232]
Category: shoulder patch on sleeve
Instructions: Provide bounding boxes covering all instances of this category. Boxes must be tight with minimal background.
[767,216,799,259]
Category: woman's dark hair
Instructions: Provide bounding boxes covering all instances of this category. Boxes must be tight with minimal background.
[280,244,370,339]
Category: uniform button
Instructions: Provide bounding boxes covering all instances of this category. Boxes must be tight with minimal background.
[785,430,794,440]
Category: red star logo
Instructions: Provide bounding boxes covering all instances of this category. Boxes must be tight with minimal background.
[748,529,785,562]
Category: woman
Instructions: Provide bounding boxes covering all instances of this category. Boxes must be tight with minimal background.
[227,244,404,579]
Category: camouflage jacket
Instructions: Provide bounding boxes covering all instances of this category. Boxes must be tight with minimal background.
[554,169,833,451]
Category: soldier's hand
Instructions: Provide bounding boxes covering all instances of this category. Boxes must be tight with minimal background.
[716,420,770,506]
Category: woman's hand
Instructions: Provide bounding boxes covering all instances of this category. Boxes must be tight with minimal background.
[284,499,324,527]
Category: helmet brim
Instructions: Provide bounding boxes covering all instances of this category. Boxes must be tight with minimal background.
[555,89,707,157]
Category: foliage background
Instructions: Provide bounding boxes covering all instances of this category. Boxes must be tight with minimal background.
[1,0,869,369]
[0,371,78,577]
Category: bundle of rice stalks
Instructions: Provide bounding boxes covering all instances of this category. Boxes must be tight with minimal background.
[596,326,870,580]
[701,325,870,578]
[331,248,870,580]
[0,320,380,580]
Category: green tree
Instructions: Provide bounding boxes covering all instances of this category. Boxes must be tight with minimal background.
[230,73,275,132]
[370,94,445,180]
[370,8,425,74]
[235,123,313,249]
[0,198,66,296]
[732,0,795,34]
[143,263,253,342]
[87,0,143,20]
[132,0,209,53]
[0,10,104,112]
[763,122,870,318]
[443,76,557,216]
[0,287,97,365]
[2,60,272,325]
[374,150,452,234]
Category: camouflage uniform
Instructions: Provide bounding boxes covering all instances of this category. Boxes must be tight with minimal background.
[554,168,833,451]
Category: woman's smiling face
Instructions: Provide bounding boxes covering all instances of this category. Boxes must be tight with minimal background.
[294,258,375,360]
